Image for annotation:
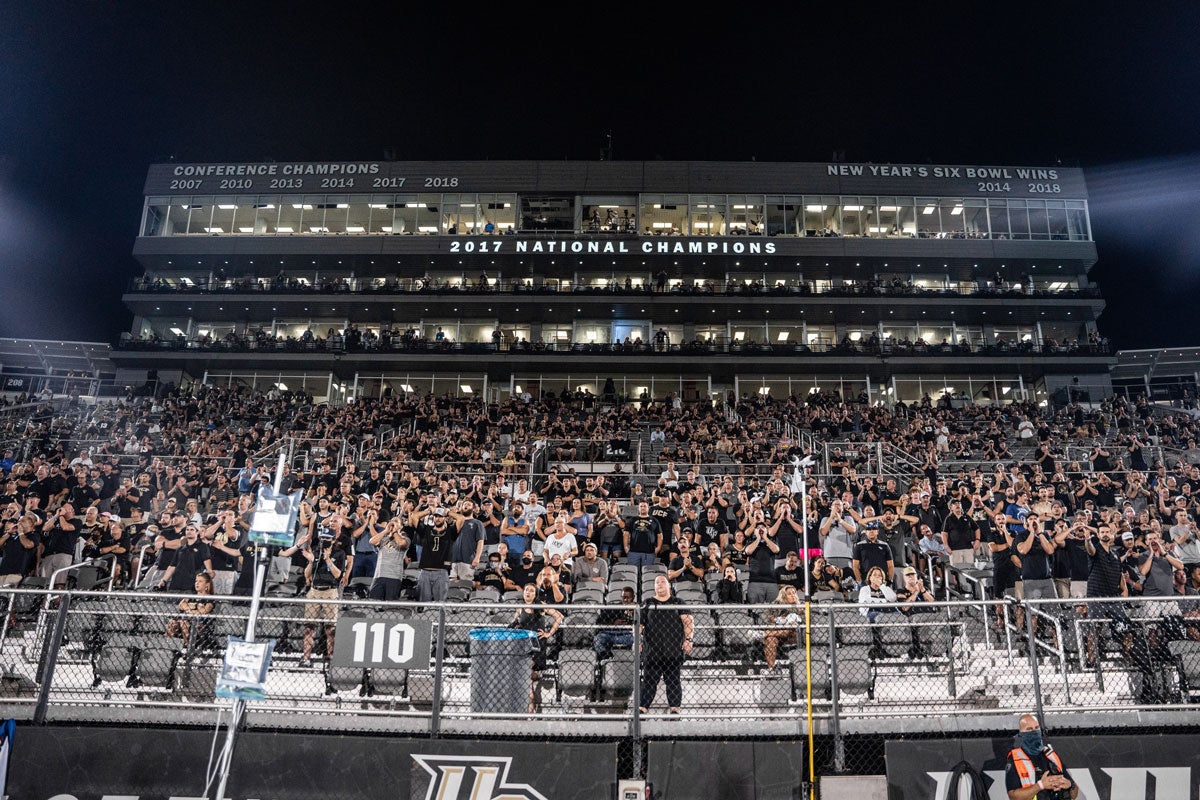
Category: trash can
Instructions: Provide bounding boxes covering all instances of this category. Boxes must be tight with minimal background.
[469,628,537,713]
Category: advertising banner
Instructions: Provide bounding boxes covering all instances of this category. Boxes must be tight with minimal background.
[9,727,617,800]
[647,740,805,800]
[885,734,1200,800]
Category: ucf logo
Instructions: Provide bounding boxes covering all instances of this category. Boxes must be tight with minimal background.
[411,754,548,800]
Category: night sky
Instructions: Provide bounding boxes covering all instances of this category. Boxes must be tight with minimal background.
[2,4,1198,351]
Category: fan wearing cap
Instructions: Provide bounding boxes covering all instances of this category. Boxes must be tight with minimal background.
[406,503,453,602]
[572,540,608,588]
[142,509,188,588]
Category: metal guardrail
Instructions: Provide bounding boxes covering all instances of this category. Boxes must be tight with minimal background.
[1,587,1197,742]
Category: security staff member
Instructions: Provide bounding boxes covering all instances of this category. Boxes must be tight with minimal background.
[1005,714,1077,799]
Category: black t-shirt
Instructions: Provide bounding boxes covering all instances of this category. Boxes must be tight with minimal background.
[98,529,130,563]
[695,518,727,549]
[43,520,79,556]
[416,521,453,570]
[157,527,184,569]
[310,547,347,590]
[476,565,508,593]
[773,520,801,554]
[942,513,978,551]
[1015,532,1053,580]
[747,538,777,582]
[642,596,686,658]
[68,483,98,510]
[668,553,702,582]
[774,563,804,590]
[989,523,1014,569]
[649,504,678,535]
[510,562,539,587]
[209,532,242,572]
[168,539,211,590]
[1086,540,1123,597]
[853,538,894,576]
[0,530,37,576]
[625,516,662,554]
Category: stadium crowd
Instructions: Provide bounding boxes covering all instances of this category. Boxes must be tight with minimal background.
[2,384,1200,679]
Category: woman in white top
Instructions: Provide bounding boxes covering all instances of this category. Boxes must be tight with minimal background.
[541,514,579,565]
[763,585,804,669]
[857,566,898,620]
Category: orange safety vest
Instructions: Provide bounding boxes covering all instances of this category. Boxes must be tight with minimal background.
[1008,746,1065,791]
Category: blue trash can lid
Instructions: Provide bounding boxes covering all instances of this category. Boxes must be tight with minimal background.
[469,627,537,641]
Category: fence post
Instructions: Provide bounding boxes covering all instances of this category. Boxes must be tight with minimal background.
[1025,601,1045,726]
[826,608,845,773]
[630,602,643,777]
[33,592,72,725]
[430,604,447,738]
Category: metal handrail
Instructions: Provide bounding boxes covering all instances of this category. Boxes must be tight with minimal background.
[43,555,119,605]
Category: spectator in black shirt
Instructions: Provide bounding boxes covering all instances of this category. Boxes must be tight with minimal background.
[745,522,780,603]
[39,503,79,586]
[668,539,704,583]
[593,586,636,658]
[206,510,244,595]
[475,552,518,594]
[1084,523,1129,665]
[773,551,804,592]
[68,471,98,512]
[717,564,744,603]
[639,574,694,715]
[97,520,131,587]
[159,524,213,592]
[408,506,453,602]
[852,525,895,586]
[300,538,346,669]
[509,549,539,588]
[0,514,38,586]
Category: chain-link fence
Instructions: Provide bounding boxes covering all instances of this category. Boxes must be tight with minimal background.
[3,582,1200,778]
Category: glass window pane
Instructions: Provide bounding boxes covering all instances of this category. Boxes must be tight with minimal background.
[640,195,686,235]
[765,195,798,236]
[186,201,215,235]
[728,195,763,235]
[1008,200,1030,240]
[987,200,1009,240]
[1026,199,1049,240]
[324,196,349,233]
[689,194,725,235]
[299,196,326,234]
[804,197,838,236]
[840,197,865,237]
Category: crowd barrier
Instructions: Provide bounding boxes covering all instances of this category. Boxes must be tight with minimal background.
[2,586,1197,744]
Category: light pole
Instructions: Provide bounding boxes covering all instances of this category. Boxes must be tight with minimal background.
[790,455,817,597]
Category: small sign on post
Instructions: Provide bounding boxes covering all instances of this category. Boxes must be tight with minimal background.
[215,638,275,701]
[248,486,303,547]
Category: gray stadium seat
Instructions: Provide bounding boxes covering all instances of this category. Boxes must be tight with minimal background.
[556,650,597,700]
[368,667,407,696]
[601,649,635,703]
[716,609,758,657]
[327,666,364,693]
[561,609,597,648]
